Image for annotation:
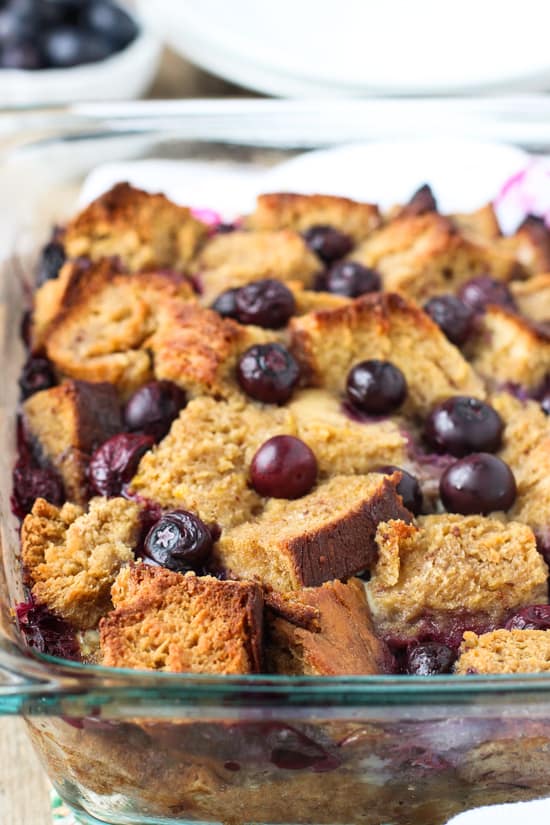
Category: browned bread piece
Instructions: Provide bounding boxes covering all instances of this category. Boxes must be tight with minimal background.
[23,380,121,504]
[215,473,413,591]
[491,392,550,538]
[451,203,502,244]
[21,497,140,629]
[456,629,550,674]
[511,272,550,322]
[189,229,320,303]
[129,395,296,529]
[497,215,550,277]
[367,515,548,641]
[349,213,513,303]
[100,564,263,674]
[42,261,196,397]
[246,192,381,243]
[267,577,394,675]
[288,389,409,476]
[466,305,550,390]
[147,300,273,399]
[63,182,208,272]
[290,292,484,414]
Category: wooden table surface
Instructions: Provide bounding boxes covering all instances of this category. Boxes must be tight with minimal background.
[0,50,240,825]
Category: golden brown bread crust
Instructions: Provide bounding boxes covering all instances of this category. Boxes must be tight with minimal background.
[456,629,550,674]
[215,474,413,591]
[466,305,550,390]
[63,182,208,272]
[367,515,548,640]
[497,216,550,277]
[246,192,381,242]
[100,565,263,674]
[23,380,121,503]
[21,497,140,629]
[190,229,320,303]
[290,292,484,414]
[267,578,394,675]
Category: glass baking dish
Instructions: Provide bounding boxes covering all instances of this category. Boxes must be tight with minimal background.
[2,102,550,825]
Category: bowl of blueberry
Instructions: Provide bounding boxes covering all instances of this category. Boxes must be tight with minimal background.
[0,0,160,105]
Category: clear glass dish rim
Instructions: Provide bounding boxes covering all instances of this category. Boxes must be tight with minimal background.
[2,103,550,705]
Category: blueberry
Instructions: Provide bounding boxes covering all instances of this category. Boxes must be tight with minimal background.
[1,39,42,69]
[16,598,78,659]
[505,605,550,631]
[458,276,516,314]
[42,26,112,68]
[423,294,474,346]
[211,288,240,320]
[82,1,138,50]
[405,643,455,675]
[234,279,296,329]
[402,183,438,217]
[89,433,154,497]
[440,452,516,515]
[37,240,66,286]
[374,465,422,515]
[144,510,213,572]
[250,435,318,499]
[322,261,381,298]
[303,225,353,263]
[237,343,300,404]
[18,355,56,399]
[346,360,407,416]
[124,380,186,442]
[12,457,64,518]
[424,396,504,457]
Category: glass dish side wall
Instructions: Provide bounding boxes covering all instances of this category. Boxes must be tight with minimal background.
[0,119,550,825]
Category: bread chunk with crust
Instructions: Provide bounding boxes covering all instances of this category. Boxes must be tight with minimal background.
[497,215,550,277]
[215,473,413,591]
[290,292,484,414]
[23,380,121,503]
[491,393,550,539]
[349,213,513,302]
[100,565,263,674]
[42,262,196,397]
[190,230,320,303]
[63,182,207,272]
[21,497,140,629]
[129,395,296,529]
[456,629,550,674]
[367,516,548,641]
[451,203,502,244]
[267,577,394,675]
[467,306,550,390]
[246,192,381,242]
[288,389,409,476]
[511,273,550,323]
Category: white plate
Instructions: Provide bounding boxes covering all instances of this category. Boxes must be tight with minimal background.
[137,0,550,97]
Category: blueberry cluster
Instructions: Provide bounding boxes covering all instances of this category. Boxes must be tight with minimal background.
[0,0,138,70]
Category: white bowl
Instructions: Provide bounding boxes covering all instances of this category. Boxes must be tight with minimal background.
[137,0,550,97]
[0,23,161,107]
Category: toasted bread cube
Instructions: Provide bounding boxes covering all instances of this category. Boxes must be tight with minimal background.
[190,230,320,303]
[23,380,121,503]
[467,306,550,390]
[451,203,502,244]
[129,396,296,529]
[215,474,413,591]
[367,515,548,640]
[21,497,140,629]
[290,292,484,414]
[498,215,550,277]
[511,273,550,323]
[288,281,351,315]
[267,578,394,675]
[456,629,550,674]
[100,565,263,674]
[288,389,409,476]
[246,192,381,243]
[349,213,513,302]
[63,182,207,272]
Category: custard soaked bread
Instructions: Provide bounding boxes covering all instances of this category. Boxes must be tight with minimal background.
[456,629,550,674]
[100,564,263,674]
[367,515,548,641]
[215,474,412,590]
[21,497,140,630]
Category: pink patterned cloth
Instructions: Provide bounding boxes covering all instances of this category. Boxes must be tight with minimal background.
[495,159,550,232]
